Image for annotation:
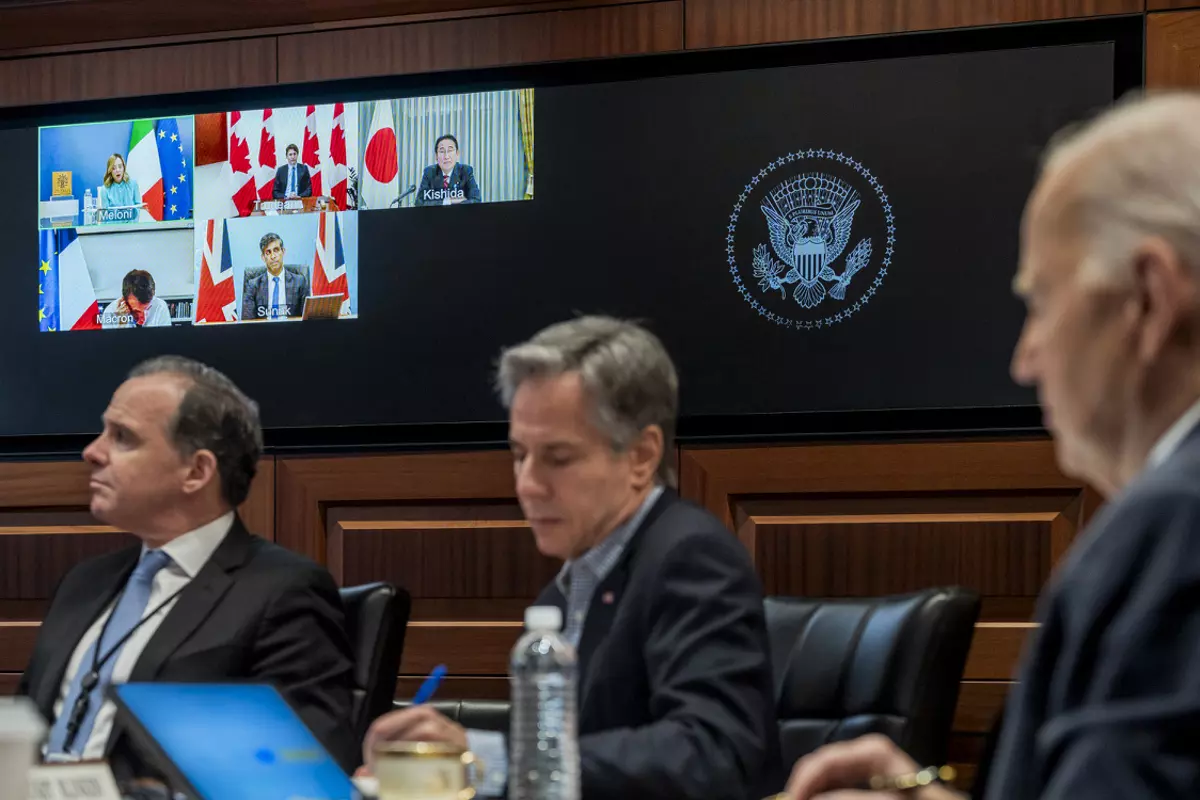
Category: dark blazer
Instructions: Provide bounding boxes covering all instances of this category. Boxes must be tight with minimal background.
[272,163,313,199]
[984,423,1200,798]
[241,266,310,320]
[415,163,481,206]
[532,488,780,800]
[17,517,359,777]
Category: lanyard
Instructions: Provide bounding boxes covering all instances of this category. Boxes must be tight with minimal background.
[58,581,189,754]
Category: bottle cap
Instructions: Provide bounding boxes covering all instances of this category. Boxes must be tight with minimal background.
[524,605,563,631]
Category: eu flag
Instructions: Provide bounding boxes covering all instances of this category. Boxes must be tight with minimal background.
[39,228,60,332]
[157,118,192,221]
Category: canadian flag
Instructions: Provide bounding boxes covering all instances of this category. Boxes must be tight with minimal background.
[328,102,348,210]
[312,213,349,314]
[195,218,237,323]
[228,111,257,217]
[302,105,323,197]
[361,101,398,210]
[256,108,276,202]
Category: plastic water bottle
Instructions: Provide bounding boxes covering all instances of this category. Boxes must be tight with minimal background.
[83,188,93,225]
[508,606,580,800]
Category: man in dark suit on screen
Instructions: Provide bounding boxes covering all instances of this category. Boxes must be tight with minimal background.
[415,134,481,206]
[241,232,310,320]
[272,143,312,199]
[363,316,780,800]
[17,356,358,779]
[782,93,1200,800]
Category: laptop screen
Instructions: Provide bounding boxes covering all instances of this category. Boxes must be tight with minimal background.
[113,683,360,800]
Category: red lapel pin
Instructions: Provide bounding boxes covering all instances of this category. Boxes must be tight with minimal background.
[601,591,615,605]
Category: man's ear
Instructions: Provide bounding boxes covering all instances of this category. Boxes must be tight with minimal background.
[1131,237,1195,363]
[181,449,220,499]
[628,425,664,487]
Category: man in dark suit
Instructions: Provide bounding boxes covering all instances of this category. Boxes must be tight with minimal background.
[241,232,310,320]
[18,356,357,778]
[415,134,481,206]
[363,316,779,799]
[272,143,312,199]
[783,94,1200,799]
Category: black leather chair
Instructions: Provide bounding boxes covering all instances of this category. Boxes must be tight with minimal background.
[340,582,412,743]
[766,587,981,768]
[392,700,511,736]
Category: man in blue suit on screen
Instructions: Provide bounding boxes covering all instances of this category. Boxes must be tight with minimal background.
[416,135,481,206]
[241,232,310,320]
[272,144,313,200]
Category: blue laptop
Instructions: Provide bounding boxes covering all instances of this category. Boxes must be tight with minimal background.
[111,683,361,800]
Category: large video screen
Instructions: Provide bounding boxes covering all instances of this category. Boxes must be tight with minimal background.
[0,21,1136,442]
[35,90,533,331]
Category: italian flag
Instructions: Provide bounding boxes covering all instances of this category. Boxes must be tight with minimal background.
[127,119,164,221]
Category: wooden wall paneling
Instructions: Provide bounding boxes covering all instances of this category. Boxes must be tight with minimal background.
[276,451,527,693]
[241,457,277,540]
[1148,10,1200,86]
[684,0,1145,50]
[0,457,274,693]
[394,675,508,700]
[0,38,277,108]
[275,451,517,560]
[1150,1,1200,10]
[277,1,684,83]
[679,439,1095,781]
[0,0,646,56]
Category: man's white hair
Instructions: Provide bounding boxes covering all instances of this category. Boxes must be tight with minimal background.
[1040,91,1200,285]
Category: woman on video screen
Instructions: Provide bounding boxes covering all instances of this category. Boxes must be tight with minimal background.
[99,153,140,223]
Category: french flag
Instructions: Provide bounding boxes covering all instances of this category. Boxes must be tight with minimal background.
[195,218,237,323]
[39,228,100,331]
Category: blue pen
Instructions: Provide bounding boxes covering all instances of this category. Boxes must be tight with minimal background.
[411,663,447,705]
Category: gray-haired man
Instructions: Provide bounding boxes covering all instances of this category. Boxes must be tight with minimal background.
[365,316,780,799]
[19,356,358,779]
[783,92,1200,800]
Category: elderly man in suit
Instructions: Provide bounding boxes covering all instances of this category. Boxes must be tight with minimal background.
[241,232,310,320]
[783,92,1200,800]
[363,316,780,799]
[18,356,357,779]
[415,134,482,206]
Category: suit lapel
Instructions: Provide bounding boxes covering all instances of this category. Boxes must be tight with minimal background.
[575,490,675,705]
[127,519,254,683]
[35,549,139,717]
[576,561,630,705]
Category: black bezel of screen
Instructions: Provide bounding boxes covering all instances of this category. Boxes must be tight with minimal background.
[0,15,1145,458]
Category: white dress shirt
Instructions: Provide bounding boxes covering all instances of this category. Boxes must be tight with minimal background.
[1146,396,1200,471]
[467,487,664,797]
[50,512,234,760]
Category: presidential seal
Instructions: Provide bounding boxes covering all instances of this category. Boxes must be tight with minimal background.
[727,150,895,329]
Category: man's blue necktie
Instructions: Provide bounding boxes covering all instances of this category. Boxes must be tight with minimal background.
[288,165,296,196]
[45,549,172,757]
[271,276,280,317]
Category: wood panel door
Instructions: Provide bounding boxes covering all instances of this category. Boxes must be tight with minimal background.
[679,439,1100,786]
